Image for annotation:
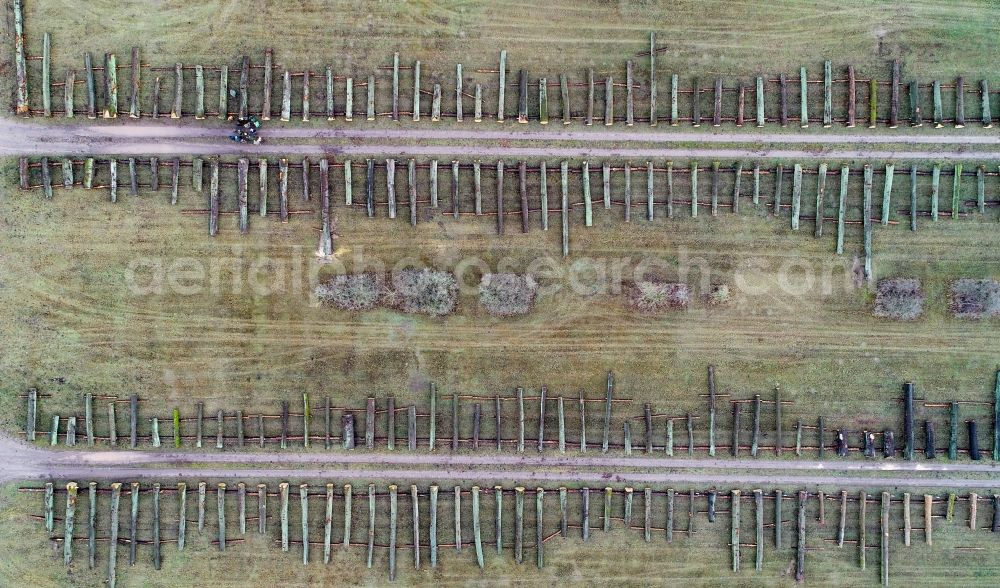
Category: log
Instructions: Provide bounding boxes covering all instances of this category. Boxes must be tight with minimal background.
[238,56,249,119]
[561,74,571,125]
[520,161,530,232]
[63,482,77,566]
[732,402,741,456]
[170,62,182,119]
[238,158,249,233]
[791,164,802,229]
[301,69,311,122]
[473,161,482,215]
[455,64,462,122]
[732,490,741,572]
[129,395,138,449]
[751,394,763,455]
[453,392,460,452]
[515,487,525,563]
[560,487,569,537]
[453,486,462,552]
[174,482,188,550]
[85,53,97,118]
[342,412,356,449]
[366,74,375,121]
[44,483,55,532]
[815,163,828,237]
[431,83,441,121]
[322,484,333,563]
[626,62,635,125]
[624,421,632,455]
[602,372,614,453]
[561,160,569,256]
[755,76,765,127]
[774,489,783,548]
[173,408,181,448]
[198,482,207,530]
[666,419,673,456]
[799,67,808,127]
[39,34,52,115]
[862,164,873,280]
[579,392,588,452]
[170,158,179,205]
[498,51,507,122]
[474,83,482,122]
[326,66,335,120]
[89,482,97,567]
[429,486,439,567]
[429,383,437,451]
[517,387,526,452]
[391,53,400,121]
[64,70,75,118]
[605,75,614,126]
[778,73,788,126]
[836,167,849,254]
[736,83,745,126]
[713,78,722,126]
[752,163,760,205]
[104,53,119,118]
[409,61,420,121]
[933,80,943,127]
[496,160,504,234]
[604,487,613,532]
[367,484,375,566]
[665,73,677,125]
[389,485,398,581]
[108,402,118,446]
[952,163,963,219]
[646,161,655,220]
[85,393,94,446]
[982,80,992,127]
[924,494,933,544]
[624,162,632,222]
[49,415,59,446]
[691,162,700,217]
[710,161,719,216]
[644,403,654,453]
[497,394,503,451]
[977,165,986,214]
[152,484,161,569]
[931,164,941,220]
[689,489,696,537]
[538,386,547,452]
[346,77,354,121]
[408,405,417,451]
[733,162,743,214]
[890,60,900,128]
[341,483,352,549]
[388,396,396,450]
[859,491,867,569]
[970,492,978,530]
[868,78,878,128]
[970,420,981,460]
[796,490,807,581]
[773,164,783,216]
[108,159,117,203]
[644,487,652,542]
[536,489,545,569]
[219,483,228,553]
[233,482,245,536]
[539,77,549,125]
[904,382,915,460]
[823,61,832,127]
[13,0,28,114]
[903,492,912,545]
[657,487,672,543]
[108,483,121,588]
[687,413,695,455]
[847,66,856,127]
[217,65,228,119]
[950,402,959,460]
[281,69,292,122]
[909,80,921,126]
[411,485,421,569]
[955,77,966,127]
[26,388,37,441]
[495,486,503,553]
[582,487,590,540]
[754,489,764,570]
[624,487,633,528]
[472,486,484,568]
[195,65,205,119]
[255,484,266,535]
[209,159,220,235]
[879,492,891,586]
[278,482,290,551]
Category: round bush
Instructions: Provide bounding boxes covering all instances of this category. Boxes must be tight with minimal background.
[388,268,458,316]
[626,281,690,312]
[315,273,383,311]
[950,278,1000,319]
[479,273,538,316]
[872,278,924,320]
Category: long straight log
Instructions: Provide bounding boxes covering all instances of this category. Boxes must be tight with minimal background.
[933,80,943,127]
[388,485,398,581]
[90,483,101,566]
[219,483,228,553]
[455,64,463,122]
[343,484,353,548]
[775,489,783,548]
[429,383,437,451]
[129,481,140,564]
[85,53,97,119]
[472,486,484,568]
[152,483,161,569]
[194,65,205,119]
[258,484,267,535]
[367,484,376,567]
[261,49,272,119]
[108,483,121,588]
[453,486,462,553]
[299,484,308,563]
[626,62,635,125]
[859,491,867,569]
[731,489,741,572]
[754,489,764,570]
[582,487,590,541]
[815,163,828,237]
[496,160,505,234]
[104,53,119,118]
[280,482,290,551]
[791,164,802,229]
[836,166,849,253]
[178,482,187,548]
[955,77,966,128]
[796,490,807,581]
[498,51,507,122]
[604,76,614,126]
[881,492,890,587]
[238,56,249,119]
[13,0,28,114]
[429,485,439,567]
[560,487,568,538]
[799,67,809,127]
[536,488,545,568]
[602,372,613,453]
[924,494,933,545]
[323,484,333,563]
[515,486,525,563]
[63,482,78,565]
[561,160,569,256]
[847,66,856,127]
[170,62,183,119]
[890,61,900,128]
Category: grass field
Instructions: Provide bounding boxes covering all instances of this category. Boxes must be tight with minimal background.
[3,0,1000,585]
[8,1,1000,124]
[3,479,1000,587]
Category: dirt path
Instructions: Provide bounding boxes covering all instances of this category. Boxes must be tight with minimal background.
[4,436,997,488]
[1,118,998,160]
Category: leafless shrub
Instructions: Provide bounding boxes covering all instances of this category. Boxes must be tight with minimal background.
[872,278,924,320]
[479,273,538,316]
[950,278,1000,319]
[387,268,458,316]
[626,281,690,312]
[315,273,383,311]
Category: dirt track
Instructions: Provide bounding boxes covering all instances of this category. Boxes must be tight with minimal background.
[4,436,998,488]
[1,118,998,160]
